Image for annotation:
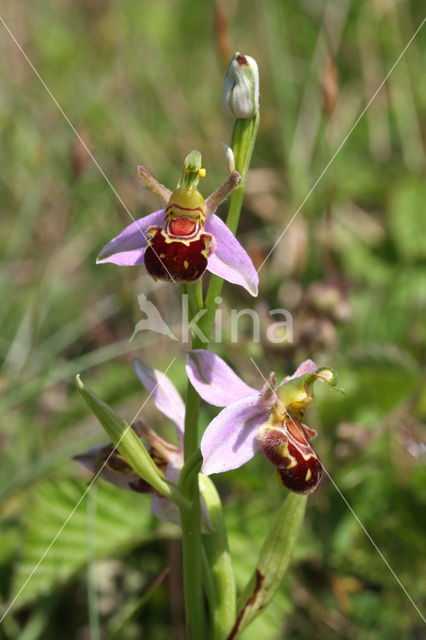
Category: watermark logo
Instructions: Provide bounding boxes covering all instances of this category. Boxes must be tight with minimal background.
[130,294,179,342]
[131,293,293,345]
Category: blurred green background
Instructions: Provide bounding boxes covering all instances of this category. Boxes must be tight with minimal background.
[0,0,425,638]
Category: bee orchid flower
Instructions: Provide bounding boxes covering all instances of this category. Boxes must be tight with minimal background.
[186,350,344,494]
[97,150,259,296]
[75,358,207,525]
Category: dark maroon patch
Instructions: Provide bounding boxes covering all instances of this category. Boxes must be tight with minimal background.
[227,569,264,640]
[128,478,154,494]
[145,228,212,282]
[261,419,323,494]
[276,445,323,494]
[236,54,248,66]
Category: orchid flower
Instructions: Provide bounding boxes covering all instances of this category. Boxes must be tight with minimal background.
[97,150,259,296]
[186,350,343,494]
[75,358,207,525]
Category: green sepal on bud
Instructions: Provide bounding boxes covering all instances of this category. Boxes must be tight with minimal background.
[75,375,189,510]
[222,52,259,119]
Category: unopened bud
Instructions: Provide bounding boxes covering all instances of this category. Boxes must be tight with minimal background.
[222,52,259,119]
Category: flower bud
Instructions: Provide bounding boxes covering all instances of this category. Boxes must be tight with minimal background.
[222,52,259,119]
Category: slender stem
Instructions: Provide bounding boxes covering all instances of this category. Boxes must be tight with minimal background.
[178,448,203,489]
[199,113,259,343]
[193,278,204,314]
[179,282,207,639]
[179,112,259,638]
[180,495,206,639]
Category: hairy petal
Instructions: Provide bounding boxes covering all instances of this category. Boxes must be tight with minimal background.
[96,210,165,266]
[205,215,258,296]
[201,395,269,475]
[137,166,171,204]
[134,358,185,441]
[186,349,257,407]
[205,170,241,216]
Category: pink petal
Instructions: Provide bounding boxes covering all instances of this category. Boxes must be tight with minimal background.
[201,395,269,475]
[186,350,257,407]
[205,215,259,296]
[150,463,181,525]
[150,494,181,525]
[96,210,165,266]
[281,359,318,384]
[134,358,184,442]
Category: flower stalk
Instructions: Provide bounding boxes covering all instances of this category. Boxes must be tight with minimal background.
[176,58,260,636]
[178,281,207,639]
[200,111,259,343]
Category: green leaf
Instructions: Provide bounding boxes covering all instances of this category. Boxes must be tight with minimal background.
[229,493,307,638]
[11,478,158,607]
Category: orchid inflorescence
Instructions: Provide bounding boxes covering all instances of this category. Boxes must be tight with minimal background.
[75,51,344,640]
[97,150,259,296]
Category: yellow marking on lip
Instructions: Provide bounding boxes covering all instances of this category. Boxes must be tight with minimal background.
[305,468,312,481]
[159,253,166,259]
[184,260,189,269]
[161,226,204,247]
[279,442,297,469]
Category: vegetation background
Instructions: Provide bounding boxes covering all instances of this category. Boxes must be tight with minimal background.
[0,0,425,638]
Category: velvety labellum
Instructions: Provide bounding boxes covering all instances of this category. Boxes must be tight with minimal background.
[144,220,213,282]
[261,419,323,494]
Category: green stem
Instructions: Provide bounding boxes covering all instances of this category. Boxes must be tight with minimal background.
[179,112,259,638]
[179,282,207,639]
[178,448,203,490]
[180,494,206,639]
[200,114,259,342]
